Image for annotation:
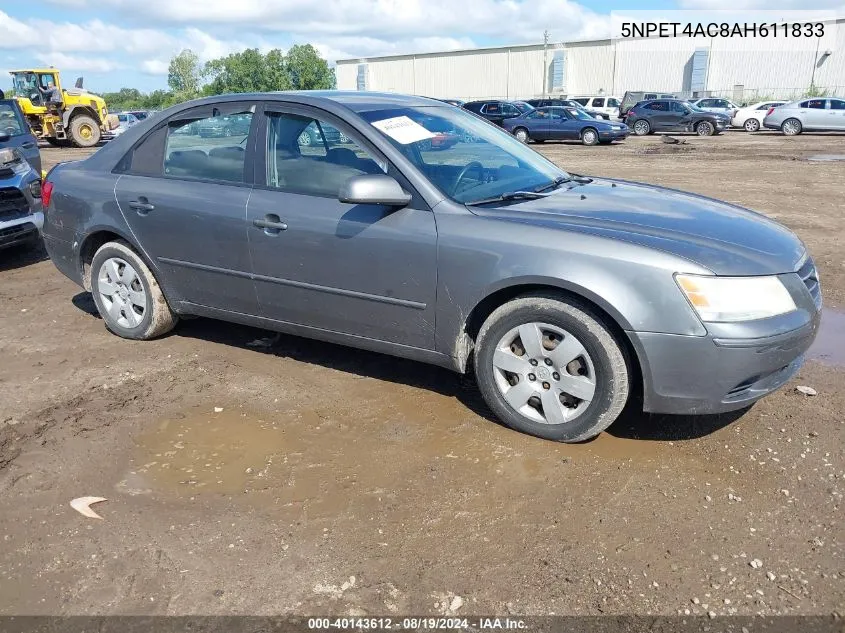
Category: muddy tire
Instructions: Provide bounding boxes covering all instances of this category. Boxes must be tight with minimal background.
[90,241,177,340]
[69,114,101,148]
[473,293,630,442]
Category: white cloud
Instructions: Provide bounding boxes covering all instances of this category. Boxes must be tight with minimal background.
[34,52,123,73]
[140,59,170,75]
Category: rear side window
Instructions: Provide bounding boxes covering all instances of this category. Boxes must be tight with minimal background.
[483,103,501,114]
[592,98,605,107]
[800,99,826,109]
[164,111,253,183]
[645,101,667,111]
[463,102,483,113]
[572,98,589,106]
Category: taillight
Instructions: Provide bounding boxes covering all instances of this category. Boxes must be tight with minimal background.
[766,108,775,116]
[42,180,54,208]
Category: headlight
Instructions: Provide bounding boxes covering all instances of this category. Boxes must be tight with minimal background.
[676,274,796,322]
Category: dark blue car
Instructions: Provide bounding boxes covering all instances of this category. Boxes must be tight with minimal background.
[502,106,629,146]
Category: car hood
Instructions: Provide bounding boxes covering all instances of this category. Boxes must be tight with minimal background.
[474,178,805,275]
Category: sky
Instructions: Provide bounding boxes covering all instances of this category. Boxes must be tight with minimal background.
[1,0,843,94]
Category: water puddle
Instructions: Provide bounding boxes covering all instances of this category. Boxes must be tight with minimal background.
[808,309,845,367]
[807,154,845,162]
[122,400,665,505]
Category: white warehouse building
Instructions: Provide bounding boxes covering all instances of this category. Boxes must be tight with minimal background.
[336,17,845,103]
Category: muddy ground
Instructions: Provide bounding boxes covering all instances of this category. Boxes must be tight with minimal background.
[0,132,843,617]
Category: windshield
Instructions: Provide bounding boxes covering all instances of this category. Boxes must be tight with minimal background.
[560,107,593,120]
[359,105,567,204]
[685,102,704,112]
[0,102,27,137]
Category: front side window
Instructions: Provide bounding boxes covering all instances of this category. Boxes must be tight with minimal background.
[359,105,566,204]
[829,99,845,110]
[592,98,605,107]
[0,103,27,137]
[164,110,253,183]
[501,103,520,117]
[266,112,383,197]
[671,101,687,113]
[607,98,619,107]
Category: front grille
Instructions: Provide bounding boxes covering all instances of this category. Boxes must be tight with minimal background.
[0,187,29,222]
[797,256,821,305]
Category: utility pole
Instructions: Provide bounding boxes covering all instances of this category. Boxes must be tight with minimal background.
[542,30,549,99]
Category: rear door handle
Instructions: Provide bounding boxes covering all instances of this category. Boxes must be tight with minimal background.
[129,200,155,214]
[253,215,288,234]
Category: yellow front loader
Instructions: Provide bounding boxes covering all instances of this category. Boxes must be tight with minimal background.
[10,68,117,147]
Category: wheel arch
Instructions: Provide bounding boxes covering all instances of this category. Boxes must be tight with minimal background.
[62,105,100,129]
[456,280,644,398]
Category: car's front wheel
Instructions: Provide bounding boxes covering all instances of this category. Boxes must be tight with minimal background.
[581,127,599,146]
[474,294,630,442]
[632,120,650,136]
[90,241,177,340]
[513,127,530,143]
[744,118,760,132]
[696,121,715,136]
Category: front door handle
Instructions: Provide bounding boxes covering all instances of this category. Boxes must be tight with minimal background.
[129,199,155,215]
[253,215,288,234]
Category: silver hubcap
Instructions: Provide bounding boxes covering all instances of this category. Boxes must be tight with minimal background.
[299,132,311,146]
[634,121,648,134]
[745,120,758,131]
[784,121,799,135]
[98,257,146,329]
[516,130,528,142]
[584,130,596,143]
[492,322,596,425]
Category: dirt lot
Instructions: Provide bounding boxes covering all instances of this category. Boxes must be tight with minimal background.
[1,132,843,617]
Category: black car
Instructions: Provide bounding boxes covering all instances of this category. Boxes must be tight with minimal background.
[624,100,730,136]
[0,98,41,174]
[525,99,609,120]
[462,100,534,126]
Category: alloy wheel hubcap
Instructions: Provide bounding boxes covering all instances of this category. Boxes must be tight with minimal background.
[635,122,648,134]
[584,131,596,143]
[784,121,798,134]
[492,322,596,425]
[516,130,527,142]
[98,257,147,329]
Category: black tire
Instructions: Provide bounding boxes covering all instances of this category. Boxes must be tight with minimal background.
[696,121,715,136]
[781,118,802,136]
[69,114,101,148]
[90,241,177,340]
[632,119,651,136]
[581,127,599,146]
[474,293,630,442]
[743,118,760,132]
[513,127,530,143]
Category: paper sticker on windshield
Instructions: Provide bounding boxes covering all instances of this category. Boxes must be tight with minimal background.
[371,116,436,145]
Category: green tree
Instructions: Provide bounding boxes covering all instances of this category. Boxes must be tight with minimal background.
[168,49,203,100]
[285,44,335,90]
[204,48,290,95]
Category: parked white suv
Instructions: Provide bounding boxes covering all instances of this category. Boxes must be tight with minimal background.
[571,96,621,119]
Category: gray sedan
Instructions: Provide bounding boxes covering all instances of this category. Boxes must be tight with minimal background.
[40,92,821,442]
[763,97,845,134]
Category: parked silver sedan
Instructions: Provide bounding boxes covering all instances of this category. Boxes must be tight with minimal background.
[763,97,845,135]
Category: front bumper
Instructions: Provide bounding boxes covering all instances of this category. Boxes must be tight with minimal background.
[0,210,42,250]
[629,271,821,415]
[600,129,629,141]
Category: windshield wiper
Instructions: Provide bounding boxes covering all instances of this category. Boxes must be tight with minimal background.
[534,175,571,192]
[468,190,552,206]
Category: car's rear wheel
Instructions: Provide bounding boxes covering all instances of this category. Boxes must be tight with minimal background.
[514,127,530,143]
[90,241,177,340]
[744,118,760,132]
[782,118,802,136]
[298,130,313,146]
[633,120,650,136]
[696,121,715,136]
[581,127,599,146]
[473,294,630,442]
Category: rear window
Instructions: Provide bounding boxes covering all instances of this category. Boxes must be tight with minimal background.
[0,102,27,137]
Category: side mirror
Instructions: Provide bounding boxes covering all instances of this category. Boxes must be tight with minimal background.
[339,174,411,207]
